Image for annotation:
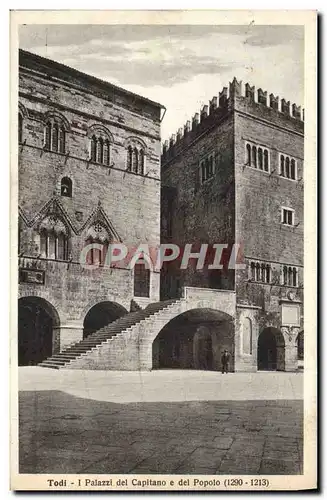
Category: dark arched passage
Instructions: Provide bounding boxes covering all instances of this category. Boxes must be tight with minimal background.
[257,327,285,371]
[83,301,128,338]
[152,308,234,372]
[18,296,60,366]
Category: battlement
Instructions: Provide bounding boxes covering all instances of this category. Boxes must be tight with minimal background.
[162,77,304,165]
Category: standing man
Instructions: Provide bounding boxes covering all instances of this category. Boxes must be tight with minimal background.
[221,349,230,374]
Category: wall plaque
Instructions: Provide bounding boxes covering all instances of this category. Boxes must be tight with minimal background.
[19,268,45,285]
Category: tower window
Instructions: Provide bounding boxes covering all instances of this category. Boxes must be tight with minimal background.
[280,154,297,180]
[281,207,295,226]
[245,142,270,172]
[61,177,73,198]
[199,153,215,184]
[281,265,298,287]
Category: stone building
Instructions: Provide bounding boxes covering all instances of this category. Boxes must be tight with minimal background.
[161,78,304,372]
[17,50,303,373]
[18,49,164,366]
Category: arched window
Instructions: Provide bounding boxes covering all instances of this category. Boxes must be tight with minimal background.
[97,137,104,164]
[285,157,290,178]
[266,264,271,283]
[103,139,110,166]
[246,144,251,165]
[264,150,269,171]
[133,147,139,173]
[61,177,72,198]
[134,263,150,297]
[261,263,266,282]
[242,317,252,355]
[292,267,297,286]
[290,159,296,180]
[252,146,257,167]
[44,118,66,153]
[89,133,110,165]
[283,266,288,285]
[255,262,261,281]
[126,143,146,175]
[250,262,255,280]
[18,113,23,144]
[90,136,97,162]
[280,155,285,176]
[39,217,69,261]
[258,148,263,170]
[127,146,133,171]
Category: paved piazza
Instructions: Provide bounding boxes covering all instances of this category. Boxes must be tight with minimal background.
[18,368,303,475]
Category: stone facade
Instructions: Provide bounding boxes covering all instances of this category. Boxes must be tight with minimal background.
[161,78,304,372]
[18,49,163,356]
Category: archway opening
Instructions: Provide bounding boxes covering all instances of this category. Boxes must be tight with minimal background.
[83,301,128,338]
[257,327,285,371]
[152,308,234,371]
[18,296,59,366]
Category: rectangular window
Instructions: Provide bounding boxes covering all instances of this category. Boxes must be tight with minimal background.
[281,207,295,226]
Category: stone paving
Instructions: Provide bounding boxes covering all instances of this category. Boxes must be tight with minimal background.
[18,369,303,475]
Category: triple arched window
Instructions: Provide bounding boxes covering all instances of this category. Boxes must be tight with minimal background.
[126,146,145,175]
[282,266,298,287]
[280,154,297,180]
[38,217,69,261]
[44,119,66,153]
[90,135,111,165]
[200,154,215,183]
[245,142,269,172]
[250,261,271,283]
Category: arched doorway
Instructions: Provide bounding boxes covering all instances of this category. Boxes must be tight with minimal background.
[257,327,285,371]
[152,308,234,371]
[83,301,128,338]
[18,296,60,366]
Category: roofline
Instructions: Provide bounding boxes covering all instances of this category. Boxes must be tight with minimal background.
[18,49,166,113]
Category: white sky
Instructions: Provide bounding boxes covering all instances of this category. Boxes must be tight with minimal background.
[19,24,304,141]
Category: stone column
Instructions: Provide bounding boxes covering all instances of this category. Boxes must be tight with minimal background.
[281,326,300,372]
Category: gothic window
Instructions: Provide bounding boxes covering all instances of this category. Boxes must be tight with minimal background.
[18,113,23,144]
[199,153,215,184]
[252,145,257,167]
[38,217,69,261]
[44,118,66,153]
[264,150,269,171]
[242,317,252,355]
[134,263,150,297]
[126,143,146,175]
[280,155,285,176]
[282,265,298,286]
[250,261,271,283]
[61,177,72,198]
[246,143,251,165]
[89,133,110,166]
[258,148,263,170]
[285,157,290,178]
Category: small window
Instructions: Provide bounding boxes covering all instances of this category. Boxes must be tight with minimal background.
[61,177,72,198]
[282,208,294,226]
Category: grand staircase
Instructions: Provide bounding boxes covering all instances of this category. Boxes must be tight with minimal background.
[39,299,181,370]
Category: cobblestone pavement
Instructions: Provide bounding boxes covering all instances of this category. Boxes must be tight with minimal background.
[18,369,303,475]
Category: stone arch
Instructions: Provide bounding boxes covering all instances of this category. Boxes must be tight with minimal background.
[18,296,60,366]
[82,300,128,338]
[18,102,28,118]
[87,123,114,142]
[257,326,285,371]
[124,136,147,152]
[152,307,234,371]
[43,110,71,131]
